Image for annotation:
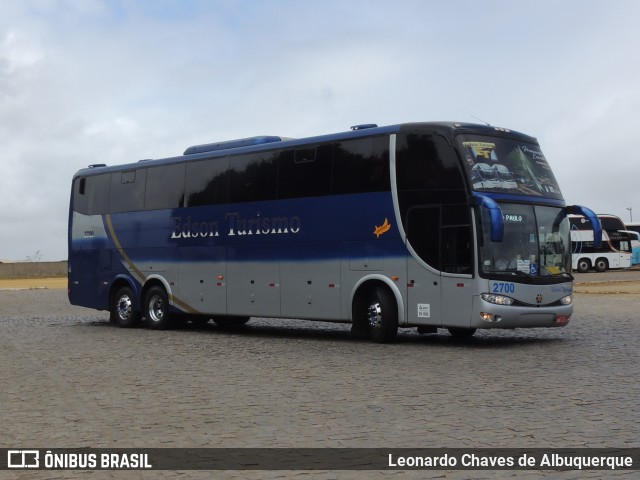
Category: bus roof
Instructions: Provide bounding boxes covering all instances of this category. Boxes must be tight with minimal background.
[570,213,626,231]
[73,121,539,178]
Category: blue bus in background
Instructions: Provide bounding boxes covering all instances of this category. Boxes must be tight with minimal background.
[68,122,600,342]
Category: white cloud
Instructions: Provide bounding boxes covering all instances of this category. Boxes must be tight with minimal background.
[0,30,43,73]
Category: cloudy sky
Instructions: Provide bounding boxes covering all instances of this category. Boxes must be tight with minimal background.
[1,0,639,261]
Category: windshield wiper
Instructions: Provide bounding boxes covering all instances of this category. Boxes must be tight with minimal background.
[510,270,532,279]
[487,270,531,279]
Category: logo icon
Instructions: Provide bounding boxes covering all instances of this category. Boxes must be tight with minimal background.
[373,218,391,238]
[536,294,543,304]
[8,450,39,469]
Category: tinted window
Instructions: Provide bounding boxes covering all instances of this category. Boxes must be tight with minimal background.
[405,204,472,273]
[109,169,146,213]
[333,136,390,194]
[73,173,111,215]
[406,206,440,268]
[396,134,465,191]
[145,163,186,210]
[599,217,625,231]
[441,204,472,274]
[396,133,472,273]
[228,152,278,203]
[396,133,468,228]
[278,145,333,199]
[185,157,229,207]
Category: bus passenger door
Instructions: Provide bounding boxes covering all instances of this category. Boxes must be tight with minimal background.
[406,206,442,326]
[405,205,474,328]
[438,219,474,329]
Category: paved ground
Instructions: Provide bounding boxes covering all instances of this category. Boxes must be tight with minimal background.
[1,272,639,479]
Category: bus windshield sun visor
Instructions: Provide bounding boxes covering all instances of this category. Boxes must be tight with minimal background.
[473,193,504,242]
[566,205,603,248]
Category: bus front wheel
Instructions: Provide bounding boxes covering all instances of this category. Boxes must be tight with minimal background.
[594,258,608,272]
[110,286,141,328]
[366,286,398,343]
[144,286,174,329]
[576,258,591,273]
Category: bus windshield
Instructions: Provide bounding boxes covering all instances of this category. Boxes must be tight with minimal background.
[479,203,571,279]
[458,135,563,199]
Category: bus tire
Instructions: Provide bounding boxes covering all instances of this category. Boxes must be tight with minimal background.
[110,286,141,328]
[144,286,173,329]
[594,258,608,272]
[366,285,398,343]
[576,258,591,273]
[448,327,477,339]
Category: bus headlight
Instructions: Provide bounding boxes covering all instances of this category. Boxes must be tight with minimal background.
[481,293,514,306]
[560,295,573,305]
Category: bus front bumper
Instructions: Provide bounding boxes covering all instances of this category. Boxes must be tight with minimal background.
[470,296,573,329]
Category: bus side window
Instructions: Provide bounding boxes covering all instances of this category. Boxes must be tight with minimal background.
[406,206,441,269]
[333,136,390,194]
[228,152,278,203]
[397,133,471,273]
[109,169,146,213]
[145,163,186,210]
[278,145,332,199]
[73,174,110,215]
[185,157,229,207]
[73,177,89,215]
[441,204,473,274]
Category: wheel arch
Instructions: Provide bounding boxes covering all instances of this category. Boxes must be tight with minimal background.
[141,275,174,307]
[350,275,405,325]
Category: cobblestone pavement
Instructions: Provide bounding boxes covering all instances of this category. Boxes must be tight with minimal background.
[1,283,638,480]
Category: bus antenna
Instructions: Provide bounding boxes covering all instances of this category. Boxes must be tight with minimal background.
[471,115,492,126]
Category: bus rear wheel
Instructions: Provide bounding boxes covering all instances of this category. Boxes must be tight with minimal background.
[594,258,608,272]
[110,286,141,328]
[366,286,398,343]
[576,258,591,273]
[144,286,174,329]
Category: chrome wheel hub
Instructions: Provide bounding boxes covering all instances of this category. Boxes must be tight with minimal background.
[368,302,382,329]
[117,295,132,321]
[148,295,165,323]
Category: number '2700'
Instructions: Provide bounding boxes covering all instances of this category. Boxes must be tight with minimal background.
[492,282,515,294]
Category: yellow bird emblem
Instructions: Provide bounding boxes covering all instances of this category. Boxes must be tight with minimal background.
[373,218,391,238]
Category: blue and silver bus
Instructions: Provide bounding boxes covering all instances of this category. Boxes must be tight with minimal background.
[68,122,600,342]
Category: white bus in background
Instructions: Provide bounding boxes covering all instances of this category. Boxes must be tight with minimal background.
[624,223,640,265]
[570,214,632,272]
[470,162,500,189]
[625,222,640,235]
[492,164,518,189]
